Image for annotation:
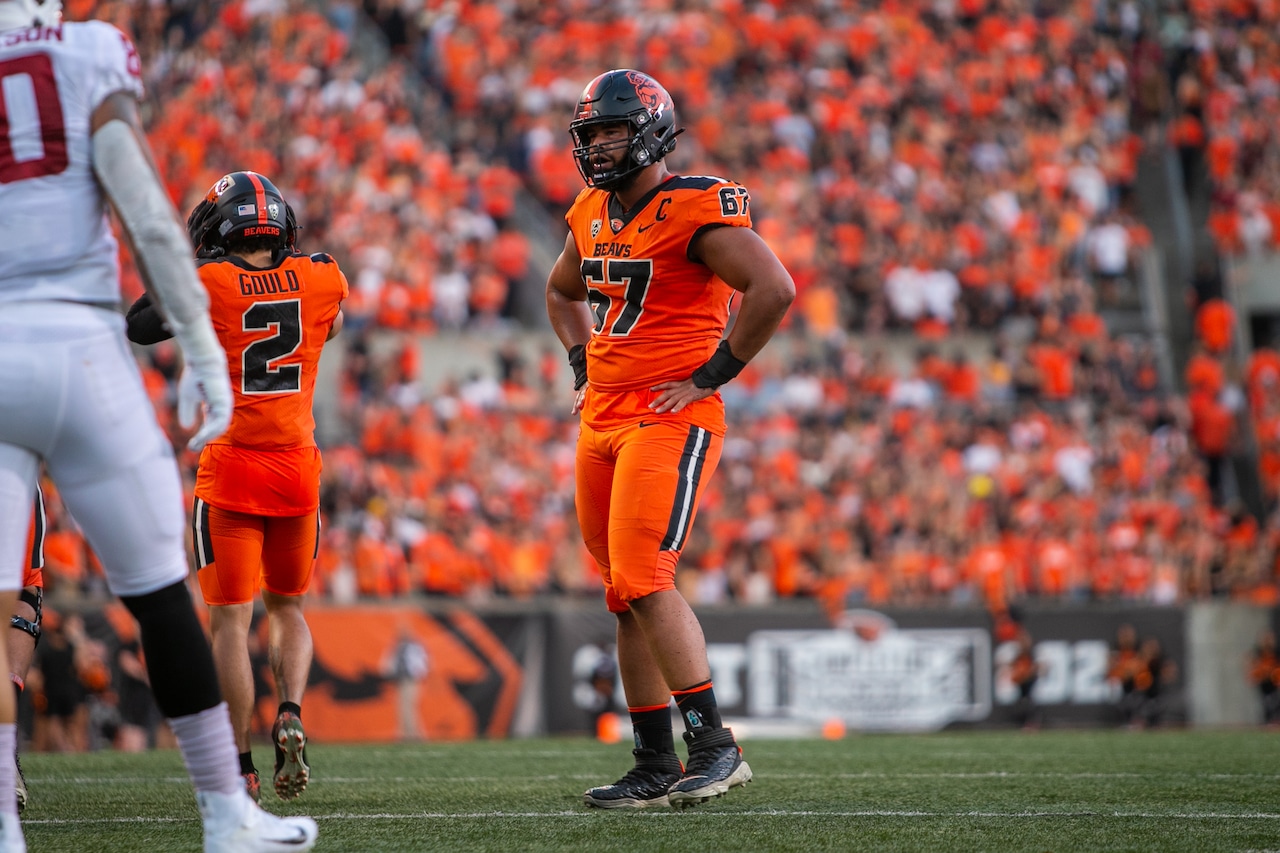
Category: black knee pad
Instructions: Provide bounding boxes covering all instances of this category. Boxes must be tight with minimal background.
[119,581,222,718]
[9,588,42,644]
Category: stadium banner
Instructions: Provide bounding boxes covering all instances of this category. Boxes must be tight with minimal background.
[545,603,1188,734]
[289,605,531,742]
[210,601,1189,739]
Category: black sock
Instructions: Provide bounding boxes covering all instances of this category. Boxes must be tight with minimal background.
[278,701,302,719]
[673,680,722,733]
[239,751,256,775]
[629,704,676,760]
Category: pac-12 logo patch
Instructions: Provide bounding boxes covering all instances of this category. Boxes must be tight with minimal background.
[590,219,602,239]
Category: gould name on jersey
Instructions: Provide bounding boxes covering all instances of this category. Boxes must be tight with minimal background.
[237,269,301,297]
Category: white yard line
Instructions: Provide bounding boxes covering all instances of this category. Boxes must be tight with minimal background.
[23,809,1280,826]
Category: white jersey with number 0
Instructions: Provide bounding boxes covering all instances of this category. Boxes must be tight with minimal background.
[0,20,143,305]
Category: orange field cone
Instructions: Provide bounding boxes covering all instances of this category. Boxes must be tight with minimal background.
[822,717,847,740]
[596,711,622,744]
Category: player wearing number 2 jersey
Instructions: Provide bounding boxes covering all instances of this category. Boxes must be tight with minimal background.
[546,69,794,810]
[128,171,346,806]
[0,3,318,851]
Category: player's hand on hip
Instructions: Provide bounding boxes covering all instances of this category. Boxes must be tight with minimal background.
[572,384,587,416]
[177,349,233,451]
[649,378,715,414]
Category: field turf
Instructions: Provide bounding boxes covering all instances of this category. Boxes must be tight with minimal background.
[17,729,1280,852]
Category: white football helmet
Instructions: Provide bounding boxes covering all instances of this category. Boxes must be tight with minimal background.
[0,0,62,29]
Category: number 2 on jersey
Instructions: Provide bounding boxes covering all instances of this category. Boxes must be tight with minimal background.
[581,258,652,336]
[242,300,302,394]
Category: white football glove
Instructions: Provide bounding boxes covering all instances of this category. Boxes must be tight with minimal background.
[175,324,233,452]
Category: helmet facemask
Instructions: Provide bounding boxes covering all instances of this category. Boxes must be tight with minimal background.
[569,70,681,191]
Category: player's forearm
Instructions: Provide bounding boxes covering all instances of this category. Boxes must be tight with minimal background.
[546,286,595,352]
[92,119,224,371]
[724,275,795,363]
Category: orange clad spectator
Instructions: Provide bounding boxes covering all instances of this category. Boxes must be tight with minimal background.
[1185,348,1225,396]
[410,530,465,597]
[1247,347,1280,407]
[1194,298,1236,354]
[1189,393,1236,458]
[966,537,1011,611]
[1029,340,1074,400]
[799,283,841,339]
[1208,207,1242,253]
[44,528,89,589]
[943,354,982,402]
[353,528,408,598]
[1117,551,1154,600]
[1169,111,1206,149]
[1034,536,1078,598]
[491,230,530,284]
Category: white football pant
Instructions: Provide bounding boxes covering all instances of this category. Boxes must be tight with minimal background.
[0,301,190,597]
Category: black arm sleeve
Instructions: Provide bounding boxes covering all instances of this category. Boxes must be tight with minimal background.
[125,293,175,345]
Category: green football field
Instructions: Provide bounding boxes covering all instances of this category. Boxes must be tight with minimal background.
[16,729,1280,852]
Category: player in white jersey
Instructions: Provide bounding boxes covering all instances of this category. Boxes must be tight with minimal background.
[0,2,316,851]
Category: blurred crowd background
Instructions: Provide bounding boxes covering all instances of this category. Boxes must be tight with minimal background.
[25,0,1280,745]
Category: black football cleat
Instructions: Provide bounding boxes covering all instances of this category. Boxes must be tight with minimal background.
[243,769,261,804]
[667,729,752,808]
[584,748,683,809]
[271,711,310,801]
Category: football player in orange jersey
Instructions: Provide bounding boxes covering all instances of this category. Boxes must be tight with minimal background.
[546,69,794,809]
[127,172,347,804]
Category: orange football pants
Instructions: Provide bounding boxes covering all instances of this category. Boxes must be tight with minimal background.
[192,499,318,605]
[576,418,722,613]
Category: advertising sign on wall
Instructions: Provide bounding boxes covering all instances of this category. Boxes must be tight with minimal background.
[747,620,992,731]
[251,602,1188,738]
[549,603,1186,733]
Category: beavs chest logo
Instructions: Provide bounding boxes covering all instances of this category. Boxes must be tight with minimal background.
[591,241,632,258]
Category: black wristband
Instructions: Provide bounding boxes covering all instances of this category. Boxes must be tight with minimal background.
[568,344,588,390]
[691,340,747,389]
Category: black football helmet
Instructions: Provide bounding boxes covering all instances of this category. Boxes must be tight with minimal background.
[186,171,298,259]
[569,69,682,191]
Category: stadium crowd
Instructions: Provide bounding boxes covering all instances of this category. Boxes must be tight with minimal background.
[18,0,1275,632]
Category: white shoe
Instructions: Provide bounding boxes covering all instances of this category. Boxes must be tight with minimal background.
[0,812,25,853]
[198,789,317,853]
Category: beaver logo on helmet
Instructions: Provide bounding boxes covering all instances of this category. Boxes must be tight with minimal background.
[569,69,683,191]
[625,70,668,121]
[209,175,234,201]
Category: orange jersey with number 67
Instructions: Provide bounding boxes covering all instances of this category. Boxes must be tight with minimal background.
[196,252,348,452]
[565,175,750,415]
